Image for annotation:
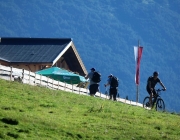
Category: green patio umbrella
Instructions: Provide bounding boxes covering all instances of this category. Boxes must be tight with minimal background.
[35,67,87,84]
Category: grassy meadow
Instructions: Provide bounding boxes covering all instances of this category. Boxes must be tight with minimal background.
[0,79,180,140]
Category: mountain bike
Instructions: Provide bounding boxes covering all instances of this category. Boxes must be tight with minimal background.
[143,89,165,112]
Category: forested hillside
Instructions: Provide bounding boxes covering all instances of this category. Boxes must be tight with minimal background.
[0,0,180,112]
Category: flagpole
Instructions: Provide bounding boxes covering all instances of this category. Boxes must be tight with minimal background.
[136,40,140,103]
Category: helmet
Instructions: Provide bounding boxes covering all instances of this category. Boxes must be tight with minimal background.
[108,74,113,78]
[153,71,159,76]
[90,68,95,71]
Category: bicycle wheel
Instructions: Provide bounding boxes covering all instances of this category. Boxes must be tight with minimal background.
[143,96,150,109]
[156,98,165,112]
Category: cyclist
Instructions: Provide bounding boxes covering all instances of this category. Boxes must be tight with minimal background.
[146,71,166,107]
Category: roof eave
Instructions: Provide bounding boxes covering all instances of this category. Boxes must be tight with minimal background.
[52,42,71,65]
[9,62,53,65]
[70,41,87,75]
[52,41,87,75]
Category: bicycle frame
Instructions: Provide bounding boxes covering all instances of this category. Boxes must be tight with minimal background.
[152,91,161,107]
[143,89,165,111]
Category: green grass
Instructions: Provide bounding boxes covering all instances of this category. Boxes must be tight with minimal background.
[0,79,180,140]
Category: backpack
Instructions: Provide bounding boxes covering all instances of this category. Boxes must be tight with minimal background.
[91,71,101,83]
[110,76,119,88]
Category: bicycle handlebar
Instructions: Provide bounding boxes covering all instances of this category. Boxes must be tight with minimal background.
[156,89,165,92]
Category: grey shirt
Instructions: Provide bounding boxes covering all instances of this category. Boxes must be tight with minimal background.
[87,71,99,85]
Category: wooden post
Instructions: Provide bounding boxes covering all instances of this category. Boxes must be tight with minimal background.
[34,73,36,86]
[87,88,88,95]
[40,74,42,86]
[64,82,66,91]
[10,66,12,81]
[22,69,24,83]
[58,81,59,90]
[72,84,73,92]
[29,70,30,84]
[47,77,49,87]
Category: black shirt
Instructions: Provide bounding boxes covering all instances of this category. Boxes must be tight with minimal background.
[146,76,161,89]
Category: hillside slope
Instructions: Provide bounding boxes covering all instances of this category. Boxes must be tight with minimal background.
[0,79,180,139]
[0,0,180,112]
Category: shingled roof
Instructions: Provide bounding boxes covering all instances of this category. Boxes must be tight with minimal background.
[0,37,87,76]
[0,38,71,63]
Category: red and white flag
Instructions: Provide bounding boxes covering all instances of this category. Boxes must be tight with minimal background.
[134,46,143,85]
